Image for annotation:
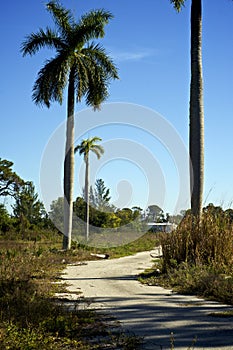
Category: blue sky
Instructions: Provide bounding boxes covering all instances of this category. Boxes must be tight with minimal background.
[1,0,233,215]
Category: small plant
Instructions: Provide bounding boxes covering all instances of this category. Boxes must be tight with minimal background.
[169,332,197,350]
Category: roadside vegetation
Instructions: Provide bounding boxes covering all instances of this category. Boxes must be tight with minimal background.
[140,204,233,306]
[0,237,145,349]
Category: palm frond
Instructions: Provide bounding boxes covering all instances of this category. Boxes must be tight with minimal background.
[78,9,113,41]
[83,43,119,80]
[74,144,83,154]
[90,136,102,143]
[73,56,89,102]
[21,28,65,56]
[85,63,109,109]
[46,0,74,37]
[76,43,118,109]
[91,145,104,159]
[170,0,186,12]
[32,53,69,107]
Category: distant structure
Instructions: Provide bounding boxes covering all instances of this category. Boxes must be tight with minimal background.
[147,222,177,233]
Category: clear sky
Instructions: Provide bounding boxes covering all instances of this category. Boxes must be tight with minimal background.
[1,0,233,215]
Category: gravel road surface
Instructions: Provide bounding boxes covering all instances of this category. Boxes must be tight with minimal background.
[61,249,233,349]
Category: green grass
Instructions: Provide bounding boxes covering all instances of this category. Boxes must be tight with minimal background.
[96,232,160,258]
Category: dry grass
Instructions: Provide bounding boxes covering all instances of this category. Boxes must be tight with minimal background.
[140,211,233,305]
[0,240,142,349]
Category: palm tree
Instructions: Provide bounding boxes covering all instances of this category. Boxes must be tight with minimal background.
[21,1,118,249]
[171,0,204,218]
[75,137,104,241]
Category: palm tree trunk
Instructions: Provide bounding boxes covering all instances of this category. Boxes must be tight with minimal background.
[85,155,90,241]
[189,0,204,218]
[63,67,75,250]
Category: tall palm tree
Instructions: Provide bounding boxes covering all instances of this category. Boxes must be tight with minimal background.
[171,0,204,218]
[75,137,104,241]
[21,1,118,249]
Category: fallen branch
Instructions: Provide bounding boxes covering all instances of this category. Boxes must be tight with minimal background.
[90,253,110,259]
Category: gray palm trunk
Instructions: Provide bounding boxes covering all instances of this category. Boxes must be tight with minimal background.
[189,0,204,218]
[85,155,90,241]
[63,69,75,250]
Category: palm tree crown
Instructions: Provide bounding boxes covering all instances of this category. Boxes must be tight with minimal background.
[21,1,118,109]
[75,137,104,163]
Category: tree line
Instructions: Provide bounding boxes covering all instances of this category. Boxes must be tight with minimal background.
[2,157,233,243]
[0,157,184,239]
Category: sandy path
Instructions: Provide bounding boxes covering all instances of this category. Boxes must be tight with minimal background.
[61,249,233,350]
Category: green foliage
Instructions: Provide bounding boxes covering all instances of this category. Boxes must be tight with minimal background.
[170,0,186,12]
[49,197,64,233]
[93,178,112,211]
[75,137,104,164]
[12,182,51,237]
[145,204,165,223]
[116,208,134,226]
[1,322,84,350]
[0,204,13,233]
[0,158,24,198]
[21,4,118,109]
[71,179,144,233]
[73,196,119,230]
[0,158,54,238]
[72,197,144,233]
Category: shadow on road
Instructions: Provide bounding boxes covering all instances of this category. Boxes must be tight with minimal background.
[84,294,233,349]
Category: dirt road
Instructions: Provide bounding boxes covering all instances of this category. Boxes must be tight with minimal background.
[61,249,233,349]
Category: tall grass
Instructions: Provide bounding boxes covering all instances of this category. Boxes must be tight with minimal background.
[141,210,233,304]
[161,211,233,271]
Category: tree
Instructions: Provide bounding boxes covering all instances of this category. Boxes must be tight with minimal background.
[12,182,47,236]
[94,178,112,211]
[146,205,164,222]
[0,204,13,234]
[21,1,118,250]
[0,158,24,198]
[75,137,104,240]
[203,203,224,218]
[171,0,204,218]
[116,208,134,226]
[49,197,64,232]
